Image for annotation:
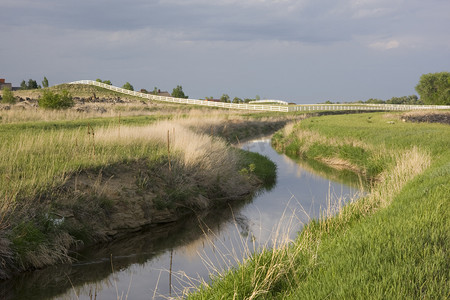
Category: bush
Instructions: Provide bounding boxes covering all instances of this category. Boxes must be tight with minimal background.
[38,90,74,109]
[122,82,134,91]
[1,87,16,104]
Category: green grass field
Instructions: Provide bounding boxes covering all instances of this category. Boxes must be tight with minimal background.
[188,112,449,299]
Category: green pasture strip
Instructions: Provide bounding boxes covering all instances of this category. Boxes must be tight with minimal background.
[0,115,165,136]
[188,112,449,299]
[300,112,450,157]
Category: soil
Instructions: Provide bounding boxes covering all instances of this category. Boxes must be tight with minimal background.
[56,159,259,243]
[401,111,450,125]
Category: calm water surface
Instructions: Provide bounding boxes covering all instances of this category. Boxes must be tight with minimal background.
[2,138,362,300]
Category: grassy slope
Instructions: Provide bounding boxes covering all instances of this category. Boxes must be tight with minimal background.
[189,112,449,299]
[287,113,449,299]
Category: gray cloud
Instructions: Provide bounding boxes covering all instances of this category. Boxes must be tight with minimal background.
[1,0,450,103]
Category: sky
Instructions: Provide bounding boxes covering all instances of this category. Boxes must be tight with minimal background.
[1,0,450,103]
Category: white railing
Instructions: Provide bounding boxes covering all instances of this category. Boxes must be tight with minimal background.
[69,80,450,113]
[248,99,289,105]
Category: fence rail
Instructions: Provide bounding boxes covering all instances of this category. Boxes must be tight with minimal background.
[69,80,450,113]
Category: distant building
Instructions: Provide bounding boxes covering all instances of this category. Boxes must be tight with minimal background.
[157,89,171,97]
[0,78,13,90]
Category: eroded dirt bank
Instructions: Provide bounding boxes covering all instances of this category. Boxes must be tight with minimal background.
[401,111,450,125]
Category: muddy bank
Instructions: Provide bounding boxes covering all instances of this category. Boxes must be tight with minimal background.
[401,111,450,125]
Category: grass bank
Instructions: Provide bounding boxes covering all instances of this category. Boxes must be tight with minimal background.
[188,112,449,299]
[0,111,280,279]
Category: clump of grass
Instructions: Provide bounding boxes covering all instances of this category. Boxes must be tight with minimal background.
[1,87,16,104]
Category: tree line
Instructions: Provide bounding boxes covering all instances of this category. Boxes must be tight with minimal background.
[19,77,49,90]
[322,95,422,105]
[322,72,450,106]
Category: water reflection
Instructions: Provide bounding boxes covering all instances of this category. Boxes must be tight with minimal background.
[0,137,363,300]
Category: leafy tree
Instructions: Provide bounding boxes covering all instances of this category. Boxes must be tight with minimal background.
[39,90,74,109]
[386,95,422,105]
[122,82,134,91]
[232,97,242,103]
[220,94,230,103]
[172,85,188,98]
[27,79,39,89]
[1,87,16,104]
[20,80,27,90]
[152,87,159,95]
[95,78,102,82]
[42,77,49,88]
[415,72,450,105]
[365,98,384,104]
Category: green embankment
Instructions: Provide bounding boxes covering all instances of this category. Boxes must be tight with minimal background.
[188,112,449,299]
[0,113,279,278]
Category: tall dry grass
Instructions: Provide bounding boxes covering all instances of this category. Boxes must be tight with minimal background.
[0,116,253,222]
[1,115,263,276]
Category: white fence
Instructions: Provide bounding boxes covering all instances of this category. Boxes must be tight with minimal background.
[69,80,450,113]
[248,99,289,105]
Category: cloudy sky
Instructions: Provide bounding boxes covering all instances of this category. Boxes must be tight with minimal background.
[1,0,449,103]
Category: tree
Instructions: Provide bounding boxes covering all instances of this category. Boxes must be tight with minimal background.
[1,87,16,104]
[20,80,27,90]
[152,87,159,95]
[232,97,242,103]
[122,82,134,91]
[39,90,74,109]
[365,98,384,104]
[96,79,112,85]
[415,72,450,105]
[27,79,39,89]
[172,85,188,98]
[220,94,230,103]
[42,77,49,88]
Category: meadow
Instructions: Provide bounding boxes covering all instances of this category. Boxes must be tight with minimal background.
[188,112,449,299]
[2,84,448,298]
[0,88,293,278]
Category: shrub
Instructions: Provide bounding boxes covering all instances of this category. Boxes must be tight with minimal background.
[38,90,74,109]
[122,82,134,91]
[1,87,16,104]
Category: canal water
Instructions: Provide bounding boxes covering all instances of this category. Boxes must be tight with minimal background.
[1,137,363,300]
